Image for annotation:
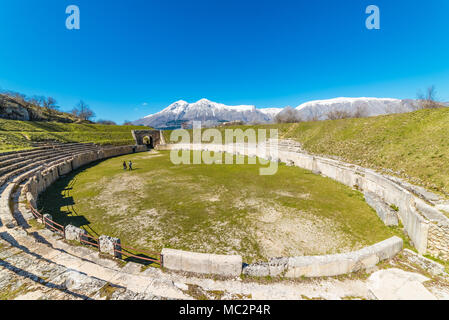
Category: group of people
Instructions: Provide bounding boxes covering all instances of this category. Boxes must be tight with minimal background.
[123,160,133,171]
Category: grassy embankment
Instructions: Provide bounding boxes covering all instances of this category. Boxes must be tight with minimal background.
[0,119,149,152]
[163,108,449,198]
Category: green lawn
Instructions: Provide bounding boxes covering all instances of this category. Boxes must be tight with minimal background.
[39,150,396,263]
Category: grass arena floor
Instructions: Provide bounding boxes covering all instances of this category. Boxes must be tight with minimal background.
[38,150,397,263]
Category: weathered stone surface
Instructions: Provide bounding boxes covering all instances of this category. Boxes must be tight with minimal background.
[242,263,270,277]
[367,268,436,300]
[26,192,37,208]
[402,249,447,276]
[43,214,52,229]
[65,224,87,242]
[57,160,72,176]
[131,130,161,147]
[161,248,242,277]
[364,192,399,226]
[243,236,403,278]
[0,101,30,120]
[99,235,121,259]
[57,269,107,297]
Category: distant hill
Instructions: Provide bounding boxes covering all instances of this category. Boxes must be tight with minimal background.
[0,93,82,123]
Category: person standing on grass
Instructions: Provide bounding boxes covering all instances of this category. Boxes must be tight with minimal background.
[123,161,127,170]
[128,160,133,171]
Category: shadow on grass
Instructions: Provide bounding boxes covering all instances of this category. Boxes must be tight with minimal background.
[37,160,108,237]
[120,252,160,267]
[36,158,163,267]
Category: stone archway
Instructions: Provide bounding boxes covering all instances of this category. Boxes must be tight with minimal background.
[131,130,161,148]
[142,136,153,148]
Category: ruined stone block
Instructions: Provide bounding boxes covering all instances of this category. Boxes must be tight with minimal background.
[65,224,87,242]
[99,235,121,259]
[364,191,399,226]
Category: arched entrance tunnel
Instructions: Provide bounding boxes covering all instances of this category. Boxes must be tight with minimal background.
[131,130,161,149]
[142,136,153,148]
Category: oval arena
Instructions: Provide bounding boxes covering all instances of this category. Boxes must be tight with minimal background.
[0,134,448,299]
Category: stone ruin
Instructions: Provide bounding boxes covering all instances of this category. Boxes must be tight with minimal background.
[131,130,162,149]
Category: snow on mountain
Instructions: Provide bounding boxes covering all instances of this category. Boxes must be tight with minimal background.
[259,108,283,117]
[295,97,416,120]
[134,97,427,129]
[133,99,277,129]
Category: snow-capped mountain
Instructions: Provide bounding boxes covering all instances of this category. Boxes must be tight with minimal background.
[259,108,284,117]
[294,97,416,120]
[133,99,279,129]
[133,97,432,129]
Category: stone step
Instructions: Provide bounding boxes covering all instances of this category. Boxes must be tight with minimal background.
[0,232,162,300]
[0,228,186,299]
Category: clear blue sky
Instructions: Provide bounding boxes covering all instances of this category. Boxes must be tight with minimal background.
[1,0,448,123]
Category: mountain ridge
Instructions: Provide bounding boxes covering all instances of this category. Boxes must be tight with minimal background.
[134,97,445,129]
[134,98,277,129]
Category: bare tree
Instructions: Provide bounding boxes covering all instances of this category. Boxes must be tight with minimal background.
[27,95,46,108]
[42,97,59,114]
[275,106,303,123]
[326,110,352,120]
[72,100,95,121]
[307,108,321,121]
[352,105,369,118]
[6,90,26,101]
[415,86,445,109]
[97,119,117,125]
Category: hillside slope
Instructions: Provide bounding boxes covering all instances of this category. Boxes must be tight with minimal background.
[281,108,449,197]
[0,94,80,123]
[163,108,449,197]
[0,119,148,152]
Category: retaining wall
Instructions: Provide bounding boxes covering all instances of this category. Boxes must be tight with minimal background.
[161,248,242,277]
[243,236,403,278]
[164,142,449,259]
[24,145,147,200]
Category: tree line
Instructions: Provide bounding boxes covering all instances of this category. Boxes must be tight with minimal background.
[274,86,446,124]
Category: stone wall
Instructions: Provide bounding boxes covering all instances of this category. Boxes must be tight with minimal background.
[161,248,242,277]
[243,237,403,278]
[131,130,162,147]
[427,223,449,260]
[164,142,449,259]
[364,192,399,226]
[24,145,144,200]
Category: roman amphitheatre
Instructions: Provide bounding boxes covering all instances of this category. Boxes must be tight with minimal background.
[39,149,395,263]
[0,108,449,300]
